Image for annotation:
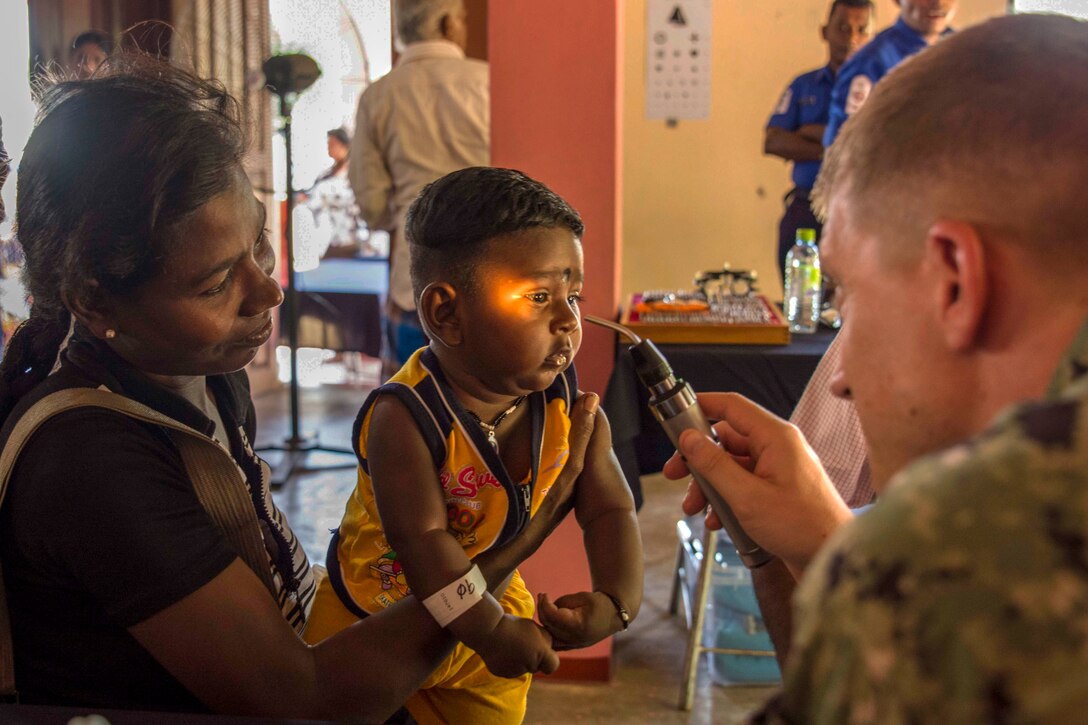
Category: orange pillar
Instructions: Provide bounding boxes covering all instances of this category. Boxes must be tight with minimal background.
[490,1,624,680]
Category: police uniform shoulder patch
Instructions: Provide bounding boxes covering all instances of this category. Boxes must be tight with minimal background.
[845,75,873,116]
[774,88,793,116]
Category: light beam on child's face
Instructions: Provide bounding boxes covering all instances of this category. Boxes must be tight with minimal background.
[484,251,584,320]
[486,280,537,318]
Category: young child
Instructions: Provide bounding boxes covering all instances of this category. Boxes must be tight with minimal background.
[304,167,643,724]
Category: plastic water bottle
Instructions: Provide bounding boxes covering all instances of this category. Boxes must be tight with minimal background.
[784,228,821,334]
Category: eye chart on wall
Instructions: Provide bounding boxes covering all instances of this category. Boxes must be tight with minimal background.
[646,0,712,121]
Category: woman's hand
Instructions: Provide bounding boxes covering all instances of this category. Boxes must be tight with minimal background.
[473,393,599,592]
[472,615,560,677]
[532,392,600,531]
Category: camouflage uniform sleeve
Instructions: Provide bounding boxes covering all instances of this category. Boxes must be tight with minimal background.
[752,391,1088,723]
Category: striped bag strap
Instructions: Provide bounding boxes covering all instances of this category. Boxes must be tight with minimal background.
[0,387,279,701]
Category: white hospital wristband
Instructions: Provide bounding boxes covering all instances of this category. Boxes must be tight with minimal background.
[422,565,487,628]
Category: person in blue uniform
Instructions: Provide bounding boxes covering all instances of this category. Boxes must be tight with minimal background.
[824,0,957,147]
[766,0,874,283]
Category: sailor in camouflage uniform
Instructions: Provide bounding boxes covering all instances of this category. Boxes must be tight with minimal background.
[769,323,1088,723]
[665,14,1088,723]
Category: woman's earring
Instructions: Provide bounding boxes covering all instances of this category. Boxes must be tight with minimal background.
[105,329,116,339]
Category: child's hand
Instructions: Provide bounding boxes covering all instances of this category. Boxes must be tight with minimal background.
[475,614,560,678]
[537,591,623,651]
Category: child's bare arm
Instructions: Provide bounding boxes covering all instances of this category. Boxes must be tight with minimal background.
[367,394,558,677]
[538,405,644,649]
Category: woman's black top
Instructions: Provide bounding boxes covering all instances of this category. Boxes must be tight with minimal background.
[0,333,311,712]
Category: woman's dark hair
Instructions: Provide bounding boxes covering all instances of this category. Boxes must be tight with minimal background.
[0,56,246,421]
[327,127,350,147]
[407,167,584,301]
[70,30,113,55]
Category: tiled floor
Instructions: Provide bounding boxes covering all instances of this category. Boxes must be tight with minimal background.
[257,381,775,724]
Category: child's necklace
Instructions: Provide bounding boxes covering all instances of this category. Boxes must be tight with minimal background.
[466,396,527,454]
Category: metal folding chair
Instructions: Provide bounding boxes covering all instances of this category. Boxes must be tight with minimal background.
[670,519,777,710]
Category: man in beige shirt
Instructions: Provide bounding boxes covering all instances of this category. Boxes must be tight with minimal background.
[350,0,489,367]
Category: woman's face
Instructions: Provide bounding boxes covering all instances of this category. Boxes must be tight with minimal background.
[327,136,349,163]
[70,42,108,79]
[103,172,283,377]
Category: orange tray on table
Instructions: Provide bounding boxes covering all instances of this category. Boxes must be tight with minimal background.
[619,293,790,345]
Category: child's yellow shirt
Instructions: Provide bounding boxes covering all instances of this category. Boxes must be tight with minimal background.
[325,347,576,616]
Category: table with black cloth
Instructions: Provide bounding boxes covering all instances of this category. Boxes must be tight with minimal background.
[602,328,836,509]
[289,257,388,357]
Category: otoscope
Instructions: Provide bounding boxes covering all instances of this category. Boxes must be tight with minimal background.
[585,315,772,569]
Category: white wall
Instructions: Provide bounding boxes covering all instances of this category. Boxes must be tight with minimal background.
[621,0,1008,303]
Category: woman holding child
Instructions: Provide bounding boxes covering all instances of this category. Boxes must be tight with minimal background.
[0,57,617,720]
